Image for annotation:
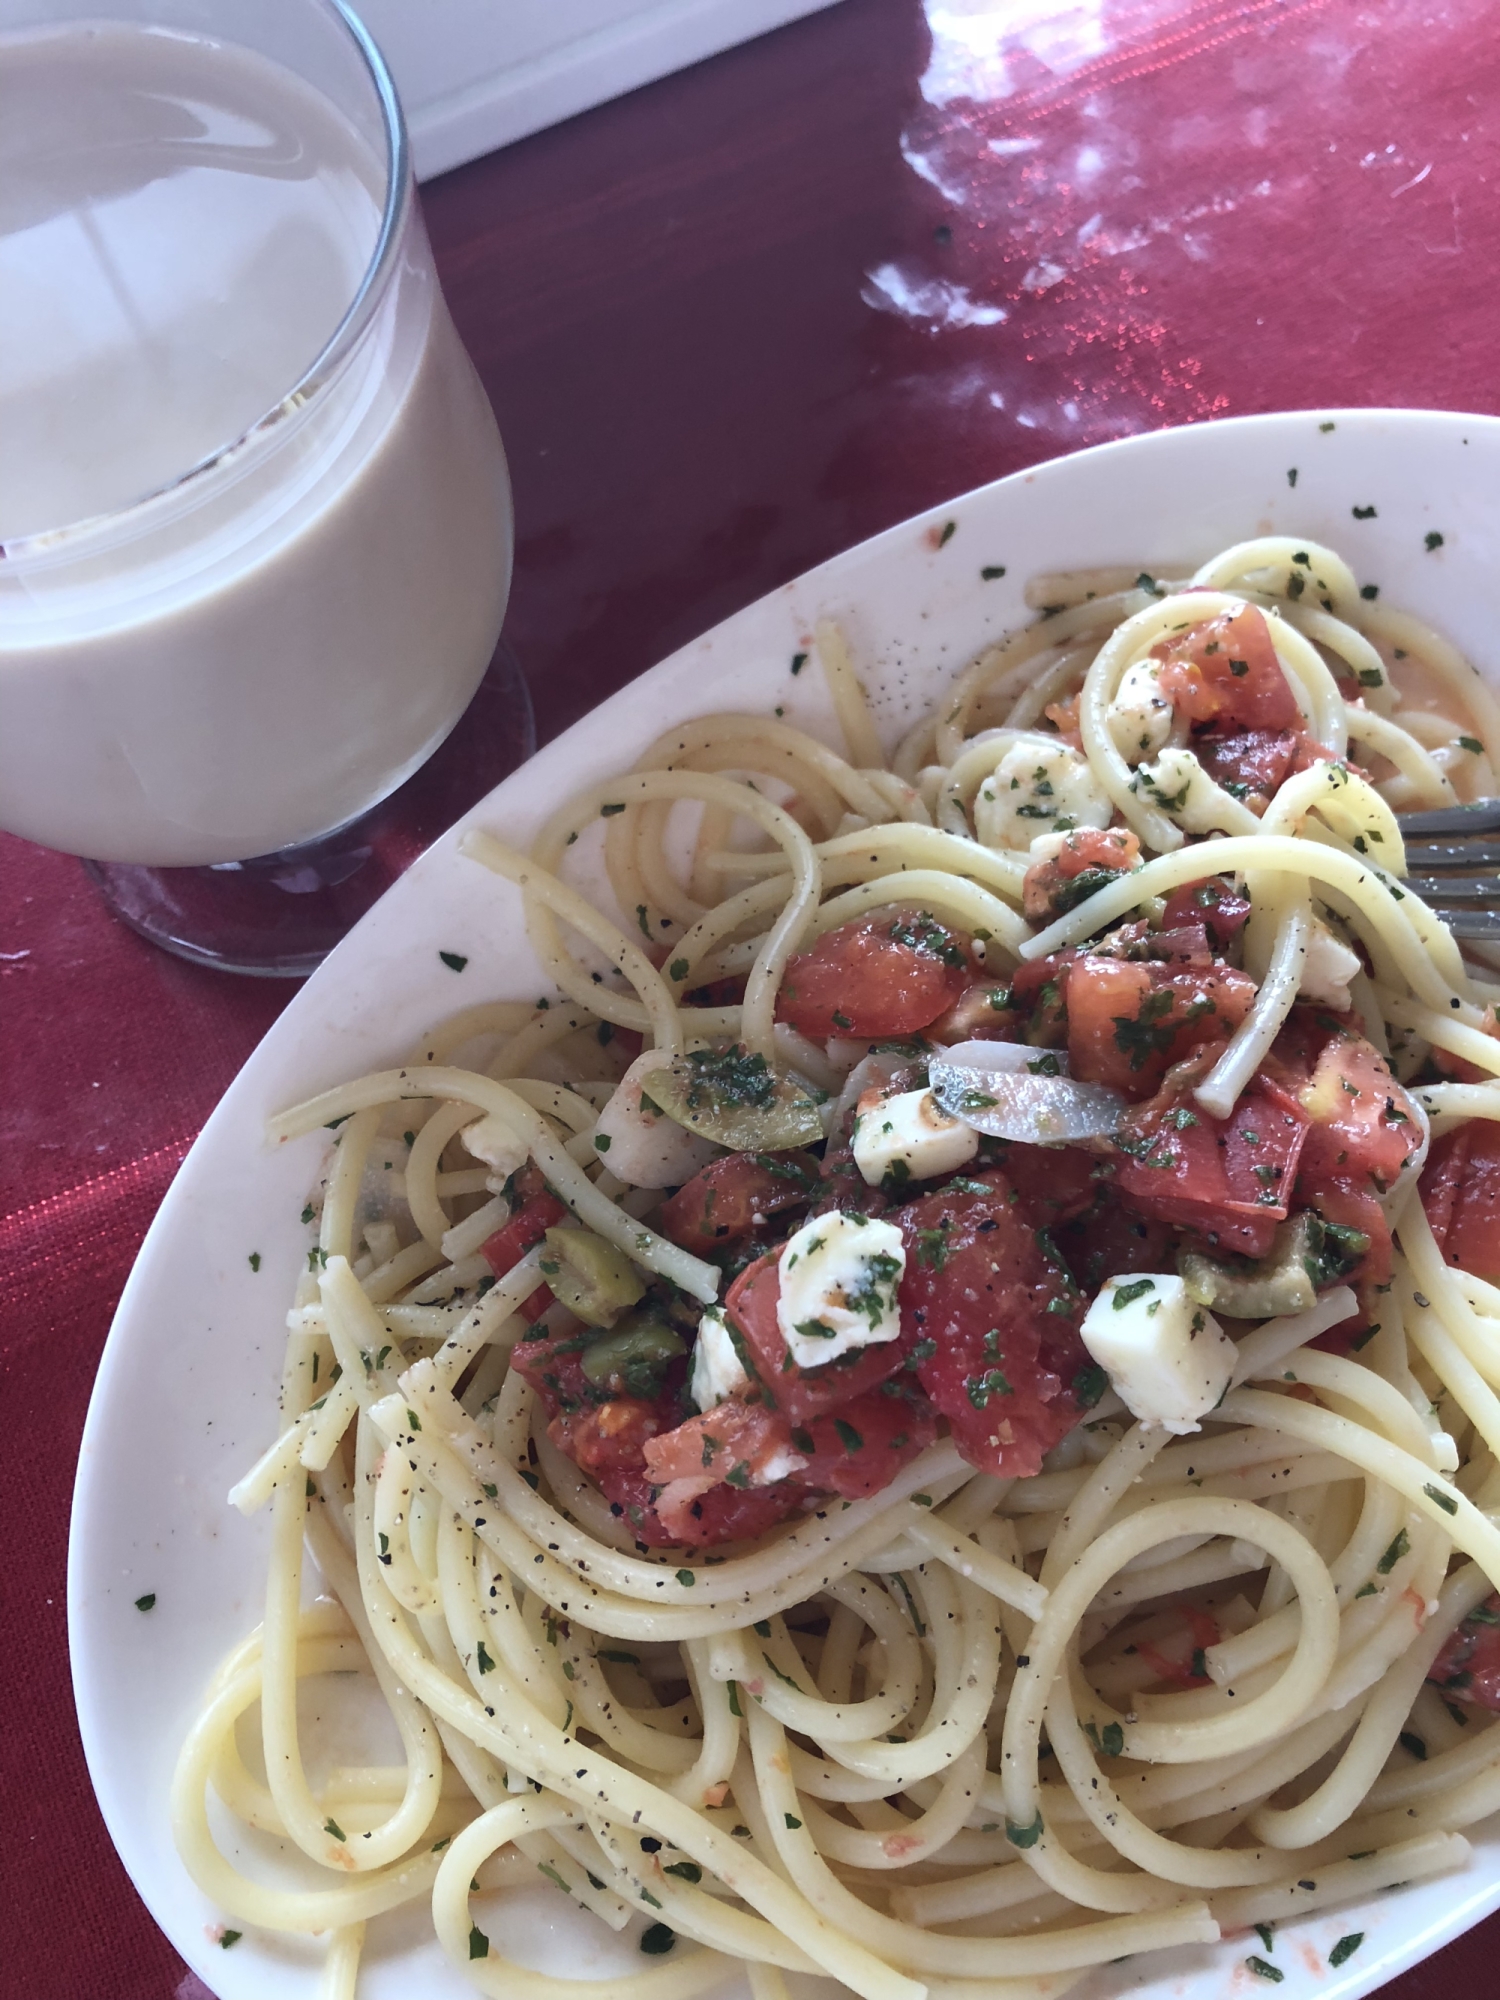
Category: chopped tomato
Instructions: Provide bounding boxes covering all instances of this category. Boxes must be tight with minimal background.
[640,1399,800,1537]
[1065,954,1257,1099]
[929,982,1020,1044]
[724,1252,917,1420]
[1010,949,1081,1013]
[789,1387,939,1498]
[1194,728,1301,804]
[481,1176,569,1322]
[1021,827,1141,923]
[1428,1595,1500,1710]
[894,1170,1092,1478]
[659,1151,818,1256]
[996,1141,1100,1228]
[1114,1077,1311,1258]
[513,1330,803,1548]
[1153,605,1302,733]
[1161,878,1252,951]
[1052,1191,1175,1294]
[776,908,971,1039]
[1296,1029,1422,1198]
[1422,1124,1500,1284]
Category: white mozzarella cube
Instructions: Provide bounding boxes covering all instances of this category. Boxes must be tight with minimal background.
[1298,920,1362,1011]
[974,739,1112,851]
[776,1211,907,1368]
[1105,658,1177,765]
[1080,1273,1235,1435]
[851,1085,980,1188]
[461,1112,530,1181]
[689,1304,751,1412]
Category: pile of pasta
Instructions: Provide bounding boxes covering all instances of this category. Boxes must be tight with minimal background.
[175,538,1500,2000]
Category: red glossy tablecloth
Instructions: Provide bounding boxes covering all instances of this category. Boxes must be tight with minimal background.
[5,1,1499,1993]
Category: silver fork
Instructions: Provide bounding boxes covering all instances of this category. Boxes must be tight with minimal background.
[1397,800,1500,938]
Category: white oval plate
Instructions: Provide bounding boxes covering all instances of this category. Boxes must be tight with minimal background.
[71,408,1500,2000]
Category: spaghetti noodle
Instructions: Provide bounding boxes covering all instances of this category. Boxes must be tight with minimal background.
[174,537,1500,2000]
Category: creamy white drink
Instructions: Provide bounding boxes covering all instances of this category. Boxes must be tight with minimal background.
[0,24,511,865]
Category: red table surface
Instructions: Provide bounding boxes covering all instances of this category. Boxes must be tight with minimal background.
[4,1,1498,1993]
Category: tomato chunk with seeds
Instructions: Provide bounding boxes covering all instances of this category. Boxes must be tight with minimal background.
[659,1151,818,1256]
[724,1252,917,1420]
[1153,605,1302,732]
[776,909,971,1038]
[1114,1078,1311,1258]
[893,1170,1092,1478]
[1422,1125,1500,1284]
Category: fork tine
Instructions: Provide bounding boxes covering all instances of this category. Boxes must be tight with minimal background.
[1406,876,1500,901]
[1396,800,1500,836]
[1443,910,1500,939]
[1400,841,1500,867]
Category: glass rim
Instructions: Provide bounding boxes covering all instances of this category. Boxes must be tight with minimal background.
[0,0,412,563]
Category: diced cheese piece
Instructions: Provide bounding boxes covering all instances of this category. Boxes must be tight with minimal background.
[461,1112,531,1180]
[1079,1273,1235,1435]
[776,1211,907,1368]
[851,1085,979,1188]
[1134,746,1260,836]
[689,1304,750,1412]
[1106,657,1177,765]
[974,739,1111,851]
[1298,919,1362,1010]
[756,1444,811,1484]
[591,1052,722,1188]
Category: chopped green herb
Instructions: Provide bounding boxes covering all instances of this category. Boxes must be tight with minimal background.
[640,1923,676,1955]
[1376,1528,1409,1573]
[469,1924,490,1959]
[664,1860,702,1882]
[1460,735,1485,754]
[938,520,956,546]
[1112,1277,1157,1310]
[324,1818,347,1842]
[676,1568,696,1587]
[1329,1933,1364,1968]
[790,651,808,675]
[1255,1923,1275,1954]
[1005,1810,1044,1848]
[1246,1955,1283,1982]
[439,950,469,972]
[476,1640,494,1674]
[247,1251,261,1272]
[982,564,1007,580]
[784,1812,803,1828]
[134,1593,156,1612]
[1424,1482,1459,1515]
[1352,505,1377,520]
[1425,531,1445,551]
[219,1930,242,1949]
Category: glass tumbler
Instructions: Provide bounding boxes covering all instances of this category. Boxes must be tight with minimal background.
[0,0,529,974]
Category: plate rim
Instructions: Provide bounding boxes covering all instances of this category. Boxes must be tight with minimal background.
[68,402,1500,2000]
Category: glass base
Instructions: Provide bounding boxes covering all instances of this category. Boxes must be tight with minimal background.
[84,639,535,977]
